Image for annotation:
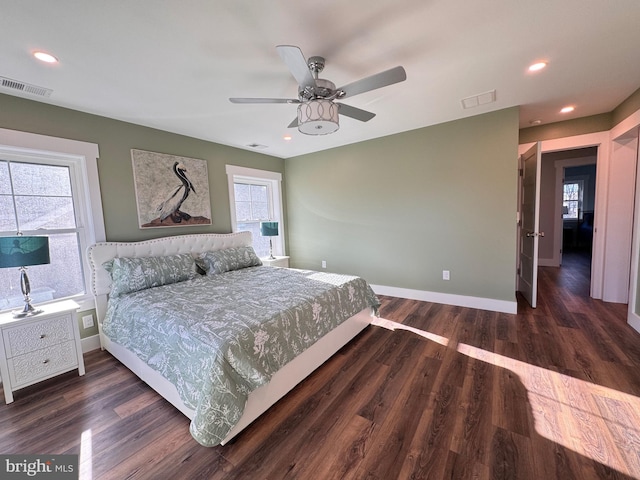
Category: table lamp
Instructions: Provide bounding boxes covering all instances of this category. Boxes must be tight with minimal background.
[0,235,51,317]
[259,222,279,260]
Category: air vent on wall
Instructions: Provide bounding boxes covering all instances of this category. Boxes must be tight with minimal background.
[0,76,53,97]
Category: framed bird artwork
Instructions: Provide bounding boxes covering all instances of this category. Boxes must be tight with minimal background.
[131,149,212,228]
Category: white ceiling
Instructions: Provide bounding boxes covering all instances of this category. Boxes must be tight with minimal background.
[2,1,640,159]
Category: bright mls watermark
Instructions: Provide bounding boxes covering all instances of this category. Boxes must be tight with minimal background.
[0,455,78,479]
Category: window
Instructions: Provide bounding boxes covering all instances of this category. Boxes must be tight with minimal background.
[563,180,583,219]
[226,165,283,258]
[0,129,104,313]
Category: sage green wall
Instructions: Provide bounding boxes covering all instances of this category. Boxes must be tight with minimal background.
[0,93,284,242]
[613,87,640,127]
[285,108,519,303]
[519,114,612,144]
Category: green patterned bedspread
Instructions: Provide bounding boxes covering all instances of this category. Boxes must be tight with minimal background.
[103,266,379,446]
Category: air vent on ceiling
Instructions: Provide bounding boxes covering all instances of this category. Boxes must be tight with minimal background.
[246,143,268,149]
[461,89,496,109]
[0,76,53,97]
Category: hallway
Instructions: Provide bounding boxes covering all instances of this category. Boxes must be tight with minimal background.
[544,249,593,299]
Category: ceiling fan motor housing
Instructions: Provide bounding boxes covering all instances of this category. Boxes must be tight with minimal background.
[299,78,337,101]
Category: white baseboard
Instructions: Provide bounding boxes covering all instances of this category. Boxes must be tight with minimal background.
[538,258,559,267]
[370,284,517,314]
[628,311,640,334]
[81,334,101,353]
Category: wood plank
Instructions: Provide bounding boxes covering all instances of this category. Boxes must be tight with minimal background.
[352,355,442,479]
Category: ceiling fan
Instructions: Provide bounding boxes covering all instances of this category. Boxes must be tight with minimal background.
[229,45,407,135]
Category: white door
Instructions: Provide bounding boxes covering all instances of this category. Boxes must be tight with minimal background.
[518,142,542,308]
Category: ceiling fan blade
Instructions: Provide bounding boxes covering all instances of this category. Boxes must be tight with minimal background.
[287,117,299,128]
[229,98,299,104]
[337,103,376,122]
[276,45,317,89]
[338,66,407,99]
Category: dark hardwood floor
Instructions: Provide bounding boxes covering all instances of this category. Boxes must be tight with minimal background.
[2,253,640,479]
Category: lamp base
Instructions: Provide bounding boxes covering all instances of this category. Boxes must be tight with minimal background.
[12,298,43,318]
[268,238,275,260]
[12,267,44,317]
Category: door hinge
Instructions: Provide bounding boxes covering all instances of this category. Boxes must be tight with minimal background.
[517,267,521,275]
[519,168,523,177]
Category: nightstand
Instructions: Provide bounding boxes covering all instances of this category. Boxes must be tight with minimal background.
[0,299,84,404]
[261,256,290,268]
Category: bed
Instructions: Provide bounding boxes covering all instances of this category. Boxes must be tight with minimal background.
[87,231,378,446]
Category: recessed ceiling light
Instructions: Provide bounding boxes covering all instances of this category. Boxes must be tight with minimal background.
[33,51,58,63]
[528,62,547,72]
[283,135,292,141]
[560,106,575,113]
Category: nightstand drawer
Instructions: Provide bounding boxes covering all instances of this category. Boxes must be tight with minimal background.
[2,313,75,358]
[8,340,78,387]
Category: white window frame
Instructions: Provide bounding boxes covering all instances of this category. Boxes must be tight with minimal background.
[226,165,284,257]
[562,179,584,220]
[0,128,105,312]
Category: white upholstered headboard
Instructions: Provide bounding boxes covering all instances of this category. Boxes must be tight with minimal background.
[87,231,252,296]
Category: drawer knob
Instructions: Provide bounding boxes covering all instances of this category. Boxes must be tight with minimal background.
[43,359,50,364]
[39,334,46,339]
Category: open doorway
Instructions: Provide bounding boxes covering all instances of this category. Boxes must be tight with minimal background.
[520,126,637,308]
[561,162,596,282]
[538,146,598,290]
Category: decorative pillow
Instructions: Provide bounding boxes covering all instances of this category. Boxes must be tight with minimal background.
[104,253,197,297]
[196,246,262,275]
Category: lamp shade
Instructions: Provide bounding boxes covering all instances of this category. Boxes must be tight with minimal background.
[0,236,50,268]
[297,100,339,135]
[260,222,279,237]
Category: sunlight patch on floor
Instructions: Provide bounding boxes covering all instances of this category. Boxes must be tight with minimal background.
[371,318,640,477]
[371,317,449,346]
[457,342,640,478]
[80,429,93,480]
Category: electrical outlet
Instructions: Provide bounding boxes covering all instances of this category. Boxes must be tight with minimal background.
[82,314,94,329]
[322,260,327,269]
[442,270,450,281]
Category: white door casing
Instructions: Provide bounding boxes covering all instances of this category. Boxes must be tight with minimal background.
[627,127,640,333]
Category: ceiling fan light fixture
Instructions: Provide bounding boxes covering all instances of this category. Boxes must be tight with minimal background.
[297,99,339,135]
